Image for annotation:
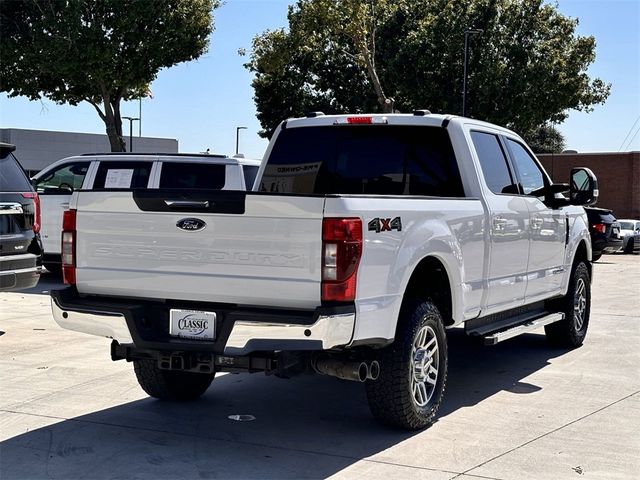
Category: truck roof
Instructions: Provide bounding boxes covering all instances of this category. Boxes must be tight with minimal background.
[282,113,520,138]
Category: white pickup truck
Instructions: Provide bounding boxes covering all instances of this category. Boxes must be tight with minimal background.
[51,113,598,430]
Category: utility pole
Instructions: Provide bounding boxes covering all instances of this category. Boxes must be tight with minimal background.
[236,126,247,155]
[462,29,483,117]
[122,117,140,152]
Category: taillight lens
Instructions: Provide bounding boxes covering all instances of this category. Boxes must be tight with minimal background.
[21,192,41,233]
[322,218,362,302]
[592,223,606,234]
[62,209,77,285]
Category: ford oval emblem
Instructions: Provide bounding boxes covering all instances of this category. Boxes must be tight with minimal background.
[176,218,206,232]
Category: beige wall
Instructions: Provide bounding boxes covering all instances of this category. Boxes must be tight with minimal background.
[538,152,640,220]
[0,128,178,172]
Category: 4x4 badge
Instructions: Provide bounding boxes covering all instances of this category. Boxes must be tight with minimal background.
[176,218,206,232]
[368,217,402,233]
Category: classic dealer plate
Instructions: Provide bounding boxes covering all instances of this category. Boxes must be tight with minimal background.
[169,309,216,340]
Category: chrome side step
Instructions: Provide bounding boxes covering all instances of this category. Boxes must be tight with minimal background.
[483,313,564,346]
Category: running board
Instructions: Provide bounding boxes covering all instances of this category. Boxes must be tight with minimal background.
[483,313,564,346]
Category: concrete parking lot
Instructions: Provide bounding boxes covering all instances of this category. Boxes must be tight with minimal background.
[1,255,639,480]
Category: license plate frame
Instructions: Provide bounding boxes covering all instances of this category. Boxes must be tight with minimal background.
[169,309,216,341]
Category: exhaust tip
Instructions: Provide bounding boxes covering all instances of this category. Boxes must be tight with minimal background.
[367,361,380,381]
[357,362,368,382]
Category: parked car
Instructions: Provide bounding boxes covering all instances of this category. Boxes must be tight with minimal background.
[0,143,43,291]
[584,207,623,261]
[31,153,261,274]
[617,219,640,254]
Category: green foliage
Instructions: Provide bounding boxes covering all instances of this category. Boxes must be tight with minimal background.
[1,0,218,151]
[524,124,566,154]
[245,0,610,138]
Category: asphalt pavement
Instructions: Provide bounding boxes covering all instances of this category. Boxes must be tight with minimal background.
[1,255,639,479]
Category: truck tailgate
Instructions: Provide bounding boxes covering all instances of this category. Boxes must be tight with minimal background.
[73,190,325,309]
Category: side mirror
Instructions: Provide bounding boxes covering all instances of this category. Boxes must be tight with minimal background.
[570,167,598,206]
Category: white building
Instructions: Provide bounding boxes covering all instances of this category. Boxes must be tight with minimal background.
[0,128,178,174]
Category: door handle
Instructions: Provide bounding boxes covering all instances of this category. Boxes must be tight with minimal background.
[492,216,507,231]
[164,200,210,209]
[531,216,543,229]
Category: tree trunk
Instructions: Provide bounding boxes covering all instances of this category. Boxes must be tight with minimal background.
[102,92,125,151]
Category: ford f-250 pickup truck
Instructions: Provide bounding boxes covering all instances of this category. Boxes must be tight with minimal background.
[51,113,598,430]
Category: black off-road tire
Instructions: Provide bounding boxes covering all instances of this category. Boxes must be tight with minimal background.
[133,359,215,401]
[545,261,591,348]
[365,300,448,430]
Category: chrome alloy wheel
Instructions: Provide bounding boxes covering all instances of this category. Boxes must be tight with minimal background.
[573,277,587,331]
[411,325,439,407]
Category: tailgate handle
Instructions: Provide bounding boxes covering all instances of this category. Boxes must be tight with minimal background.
[164,200,210,209]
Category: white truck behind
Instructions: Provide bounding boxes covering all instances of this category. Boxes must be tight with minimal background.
[51,113,598,430]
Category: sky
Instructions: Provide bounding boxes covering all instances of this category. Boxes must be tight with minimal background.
[1,0,639,159]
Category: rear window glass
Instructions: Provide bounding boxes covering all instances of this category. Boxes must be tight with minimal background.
[93,161,152,189]
[159,162,226,189]
[259,125,464,197]
[0,152,32,192]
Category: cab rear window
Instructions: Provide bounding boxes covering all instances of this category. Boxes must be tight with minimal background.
[260,125,464,197]
[159,162,226,189]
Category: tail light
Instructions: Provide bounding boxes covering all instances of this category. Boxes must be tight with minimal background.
[61,209,77,285]
[322,218,362,302]
[592,223,606,234]
[21,192,41,233]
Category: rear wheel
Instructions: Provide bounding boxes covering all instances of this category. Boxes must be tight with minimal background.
[365,300,448,430]
[133,359,214,401]
[545,261,591,348]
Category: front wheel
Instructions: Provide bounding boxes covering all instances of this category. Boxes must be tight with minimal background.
[365,300,448,430]
[133,359,215,401]
[624,239,634,254]
[545,261,591,348]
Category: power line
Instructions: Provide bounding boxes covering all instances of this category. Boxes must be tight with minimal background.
[621,123,640,151]
[618,115,640,151]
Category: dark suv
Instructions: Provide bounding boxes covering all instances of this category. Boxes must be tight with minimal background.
[0,143,43,291]
[584,206,623,261]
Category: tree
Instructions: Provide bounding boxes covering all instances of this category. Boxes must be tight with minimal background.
[1,0,218,151]
[245,0,610,138]
[524,124,566,154]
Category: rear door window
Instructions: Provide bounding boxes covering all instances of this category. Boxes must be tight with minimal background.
[0,152,31,192]
[260,125,464,197]
[93,161,152,189]
[159,162,226,189]
[34,162,90,194]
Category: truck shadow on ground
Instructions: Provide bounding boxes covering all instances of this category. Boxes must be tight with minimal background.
[0,327,569,479]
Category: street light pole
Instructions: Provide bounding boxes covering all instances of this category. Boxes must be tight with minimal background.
[462,28,483,118]
[122,116,140,152]
[236,126,247,155]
